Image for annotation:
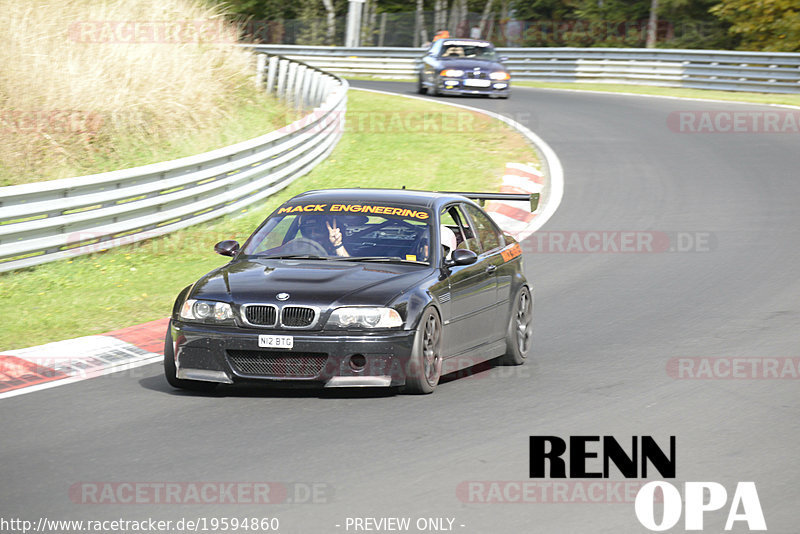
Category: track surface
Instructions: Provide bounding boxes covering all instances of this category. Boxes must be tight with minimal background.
[2,82,799,533]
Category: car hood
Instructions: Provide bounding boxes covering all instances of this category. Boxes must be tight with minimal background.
[189,258,432,309]
[438,58,505,71]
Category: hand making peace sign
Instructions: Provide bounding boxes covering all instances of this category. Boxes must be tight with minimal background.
[326,218,342,247]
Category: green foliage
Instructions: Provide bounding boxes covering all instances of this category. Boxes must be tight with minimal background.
[510,0,576,21]
[217,0,795,50]
[711,0,800,52]
[510,0,729,48]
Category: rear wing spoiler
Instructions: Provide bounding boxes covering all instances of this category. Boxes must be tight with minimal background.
[441,191,539,213]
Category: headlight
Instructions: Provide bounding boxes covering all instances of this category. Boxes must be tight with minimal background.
[327,307,403,329]
[490,71,511,80]
[441,69,464,77]
[180,299,235,324]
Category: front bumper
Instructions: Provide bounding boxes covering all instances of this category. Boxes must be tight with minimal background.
[171,321,416,388]
[439,78,510,96]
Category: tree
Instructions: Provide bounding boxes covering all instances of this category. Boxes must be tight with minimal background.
[414,0,425,46]
[646,0,659,47]
[710,0,800,51]
[321,0,337,44]
[479,0,494,38]
[657,0,734,49]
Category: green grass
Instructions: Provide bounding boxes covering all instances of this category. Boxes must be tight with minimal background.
[0,89,539,351]
[0,87,295,186]
[513,81,800,107]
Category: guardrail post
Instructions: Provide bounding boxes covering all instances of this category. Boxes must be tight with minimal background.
[276,59,289,100]
[266,56,278,94]
[315,75,327,106]
[294,65,308,110]
[255,53,267,89]
[301,69,314,109]
[286,62,298,104]
[308,71,321,107]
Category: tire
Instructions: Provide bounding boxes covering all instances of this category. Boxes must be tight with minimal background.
[499,286,533,365]
[404,308,443,394]
[164,324,218,392]
[417,75,427,94]
[429,77,440,97]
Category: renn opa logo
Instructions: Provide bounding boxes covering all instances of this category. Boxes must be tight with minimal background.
[529,436,766,531]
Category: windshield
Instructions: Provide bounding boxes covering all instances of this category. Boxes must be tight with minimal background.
[439,41,497,61]
[243,202,433,264]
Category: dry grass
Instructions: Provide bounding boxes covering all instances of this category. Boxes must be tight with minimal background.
[0,0,272,184]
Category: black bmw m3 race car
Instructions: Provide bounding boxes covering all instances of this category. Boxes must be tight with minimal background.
[418,39,511,98]
[165,189,535,394]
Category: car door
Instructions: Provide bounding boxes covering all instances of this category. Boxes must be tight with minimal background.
[441,204,498,356]
[462,203,509,335]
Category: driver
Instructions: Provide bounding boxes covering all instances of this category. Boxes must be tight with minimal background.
[441,225,458,260]
[298,215,350,257]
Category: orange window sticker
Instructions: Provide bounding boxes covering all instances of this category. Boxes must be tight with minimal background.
[501,243,522,262]
[278,203,430,220]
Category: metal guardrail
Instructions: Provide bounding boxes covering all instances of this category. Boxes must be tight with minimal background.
[0,55,348,273]
[247,44,800,94]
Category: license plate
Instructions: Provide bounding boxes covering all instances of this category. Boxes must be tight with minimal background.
[464,79,491,87]
[258,335,293,349]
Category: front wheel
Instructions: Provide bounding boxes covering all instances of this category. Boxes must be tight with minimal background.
[404,308,443,394]
[429,77,440,97]
[499,286,533,365]
[417,75,427,94]
[164,324,218,392]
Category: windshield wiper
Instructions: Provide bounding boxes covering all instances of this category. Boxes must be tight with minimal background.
[254,254,330,260]
[336,256,428,265]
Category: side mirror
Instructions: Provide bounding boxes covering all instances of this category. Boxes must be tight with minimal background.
[214,240,240,257]
[445,248,478,267]
[500,56,509,62]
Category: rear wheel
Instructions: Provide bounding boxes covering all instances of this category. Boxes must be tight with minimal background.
[499,286,533,365]
[404,308,443,394]
[164,324,218,392]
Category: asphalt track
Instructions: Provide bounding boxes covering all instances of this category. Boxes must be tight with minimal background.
[2,82,799,533]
